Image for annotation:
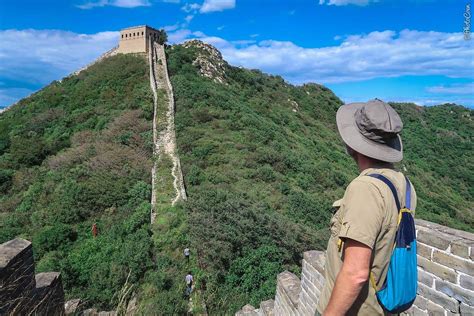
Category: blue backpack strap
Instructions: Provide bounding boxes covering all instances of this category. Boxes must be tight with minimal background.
[368,174,401,211]
[404,176,412,210]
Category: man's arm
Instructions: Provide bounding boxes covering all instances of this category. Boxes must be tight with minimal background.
[323,239,372,316]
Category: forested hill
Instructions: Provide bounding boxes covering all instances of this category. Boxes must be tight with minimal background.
[0,41,472,313]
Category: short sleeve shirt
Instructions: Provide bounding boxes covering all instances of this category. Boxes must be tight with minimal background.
[317,168,417,315]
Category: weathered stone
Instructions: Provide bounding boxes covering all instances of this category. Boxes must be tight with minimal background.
[412,305,428,316]
[460,303,474,315]
[460,274,474,291]
[0,238,35,314]
[435,279,474,306]
[260,299,274,316]
[31,272,65,316]
[65,298,82,315]
[414,292,429,310]
[432,250,474,275]
[418,283,459,312]
[418,268,435,287]
[303,250,326,275]
[418,242,434,259]
[426,300,446,315]
[417,228,460,251]
[417,256,457,283]
[277,271,301,309]
[451,241,472,259]
[83,308,98,316]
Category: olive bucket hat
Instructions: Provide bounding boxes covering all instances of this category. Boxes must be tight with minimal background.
[336,99,403,163]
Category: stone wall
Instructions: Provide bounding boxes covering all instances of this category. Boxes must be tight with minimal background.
[0,238,65,315]
[236,219,474,316]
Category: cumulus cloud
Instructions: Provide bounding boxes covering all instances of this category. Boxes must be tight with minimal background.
[181,29,473,84]
[0,29,118,87]
[76,0,151,9]
[426,82,474,94]
[318,0,378,5]
[200,0,235,13]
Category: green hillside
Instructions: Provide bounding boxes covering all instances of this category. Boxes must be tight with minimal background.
[0,42,472,313]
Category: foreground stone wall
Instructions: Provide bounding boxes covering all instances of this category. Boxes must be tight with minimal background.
[236,219,474,316]
[0,238,65,315]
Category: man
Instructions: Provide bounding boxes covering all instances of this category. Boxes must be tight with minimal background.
[185,271,194,297]
[91,223,98,238]
[184,247,190,262]
[316,99,417,316]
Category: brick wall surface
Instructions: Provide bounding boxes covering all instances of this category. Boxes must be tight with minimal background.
[0,238,65,315]
[237,219,474,316]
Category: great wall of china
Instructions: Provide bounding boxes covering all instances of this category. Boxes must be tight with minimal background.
[2,219,472,315]
[236,219,474,316]
[1,26,472,315]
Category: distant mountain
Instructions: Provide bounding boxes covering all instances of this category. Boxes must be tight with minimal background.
[0,41,472,314]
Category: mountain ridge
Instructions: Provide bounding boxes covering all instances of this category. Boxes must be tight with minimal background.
[0,40,472,313]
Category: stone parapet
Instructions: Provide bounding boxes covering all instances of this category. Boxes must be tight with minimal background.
[236,220,474,315]
[0,238,65,315]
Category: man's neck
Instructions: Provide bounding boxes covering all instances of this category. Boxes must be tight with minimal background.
[356,154,394,172]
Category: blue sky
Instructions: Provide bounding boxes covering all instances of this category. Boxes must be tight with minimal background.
[0,0,473,108]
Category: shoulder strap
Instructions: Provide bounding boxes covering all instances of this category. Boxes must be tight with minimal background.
[404,176,412,210]
[367,174,401,211]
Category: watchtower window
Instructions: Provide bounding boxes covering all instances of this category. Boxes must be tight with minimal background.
[142,31,144,35]
[121,34,123,38]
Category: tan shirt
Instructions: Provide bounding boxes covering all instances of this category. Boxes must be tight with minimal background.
[317,168,417,315]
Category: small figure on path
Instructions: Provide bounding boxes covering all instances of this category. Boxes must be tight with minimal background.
[185,271,193,297]
[91,223,98,238]
[184,247,190,262]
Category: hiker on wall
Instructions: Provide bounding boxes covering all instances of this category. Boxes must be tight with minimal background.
[185,271,193,297]
[316,99,417,316]
[184,247,190,263]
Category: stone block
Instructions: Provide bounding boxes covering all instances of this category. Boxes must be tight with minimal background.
[432,250,474,275]
[418,242,434,259]
[460,274,473,291]
[460,303,474,315]
[417,228,460,251]
[414,293,429,310]
[418,283,459,312]
[418,268,435,287]
[417,256,457,283]
[260,299,274,316]
[451,241,473,259]
[65,298,82,315]
[426,301,446,315]
[31,272,65,315]
[303,250,325,275]
[411,305,429,316]
[435,279,474,306]
[0,238,35,314]
[276,271,301,309]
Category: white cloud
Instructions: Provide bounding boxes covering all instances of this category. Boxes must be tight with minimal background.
[185,15,194,23]
[0,29,118,87]
[319,0,378,6]
[181,2,201,12]
[200,0,235,13]
[179,29,473,84]
[76,0,151,9]
[426,82,474,95]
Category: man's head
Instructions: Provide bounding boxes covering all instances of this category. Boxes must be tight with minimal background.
[337,99,404,164]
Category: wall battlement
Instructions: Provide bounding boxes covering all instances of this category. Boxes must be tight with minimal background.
[236,219,474,316]
[0,238,65,315]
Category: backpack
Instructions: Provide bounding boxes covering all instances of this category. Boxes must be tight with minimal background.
[367,174,417,314]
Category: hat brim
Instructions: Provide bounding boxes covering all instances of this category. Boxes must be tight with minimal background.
[336,102,403,163]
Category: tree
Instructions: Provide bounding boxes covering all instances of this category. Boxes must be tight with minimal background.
[157,29,168,45]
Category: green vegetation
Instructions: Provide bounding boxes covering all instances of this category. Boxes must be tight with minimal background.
[0,54,155,310]
[167,44,473,312]
[0,42,472,314]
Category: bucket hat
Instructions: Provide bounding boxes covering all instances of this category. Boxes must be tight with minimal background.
[336,99,403,162]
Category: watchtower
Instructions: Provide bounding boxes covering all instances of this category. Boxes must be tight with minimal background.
[117,25,161,54]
